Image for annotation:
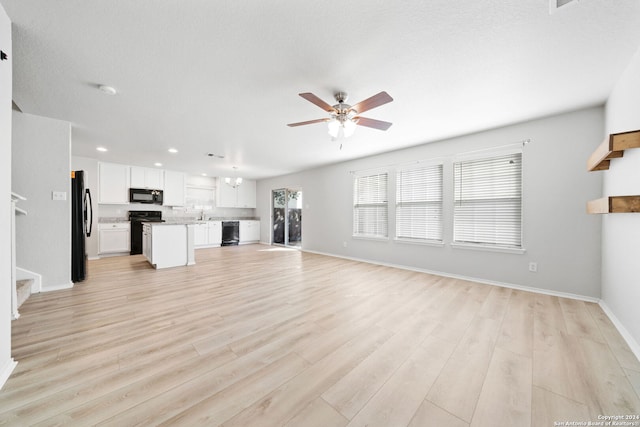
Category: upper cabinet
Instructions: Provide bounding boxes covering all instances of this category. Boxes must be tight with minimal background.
[216,178,256,208]
[98,162,187,206]
[216,179,238,208]
[237,180,257,208]
[98,162,130,204]
[130,166,163,190]
[163,170,186,206]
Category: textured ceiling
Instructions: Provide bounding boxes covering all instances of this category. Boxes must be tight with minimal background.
[3,0,640,179]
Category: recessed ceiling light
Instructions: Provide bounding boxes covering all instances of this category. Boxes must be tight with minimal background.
[201,173,207,176]
[96,146,108,152]
[98,85,117,95]
[168,148,178,153]
[154,162,162,167]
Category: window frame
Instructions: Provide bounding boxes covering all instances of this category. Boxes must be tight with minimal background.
[352,171,389,240]
[395,162,444,245]
[451,148,525,253]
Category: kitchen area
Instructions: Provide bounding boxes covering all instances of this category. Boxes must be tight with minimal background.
[76,159,261,272]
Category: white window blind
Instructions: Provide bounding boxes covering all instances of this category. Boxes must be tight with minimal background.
[353,172,388,238]
[453,152,522,248]
[396,164,443,241]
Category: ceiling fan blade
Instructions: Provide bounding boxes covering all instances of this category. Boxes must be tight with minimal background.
[299,93,336,113]
[287,118,329,127]
[350,91,393,114]
[354,117,393,131]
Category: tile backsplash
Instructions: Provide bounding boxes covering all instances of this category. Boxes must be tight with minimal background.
[98,203,257,220]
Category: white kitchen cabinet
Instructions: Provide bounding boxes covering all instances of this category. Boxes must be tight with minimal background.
[193,223,208,247]
[237,180,257,208]
[98,162,130,204]
[98,223,130,254]
[130,166,163,190]
[207,221,222,246]
[143,223,195,269]
[216,179,238,208]
[163,170,186,206]
[193,221,222,248]
[216,178,256,208]
[239,220,260,243]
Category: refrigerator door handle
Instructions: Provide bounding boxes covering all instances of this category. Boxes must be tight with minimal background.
[85,188,93,237]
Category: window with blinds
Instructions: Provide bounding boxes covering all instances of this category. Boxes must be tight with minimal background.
[396,164,443,242]
[353,172,388,238]
[453,152,523,248]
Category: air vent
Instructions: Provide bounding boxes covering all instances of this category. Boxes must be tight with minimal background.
[549,0,579,13]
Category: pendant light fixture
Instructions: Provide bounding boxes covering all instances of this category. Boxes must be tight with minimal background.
[224,167,243,188]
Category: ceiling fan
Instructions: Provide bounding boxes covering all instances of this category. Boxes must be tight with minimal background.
[287,91,393,138]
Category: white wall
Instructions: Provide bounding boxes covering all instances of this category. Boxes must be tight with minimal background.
[602,44,640,352]
[0,2,16,390]
[257,107,604,299]
[12,111,72,291]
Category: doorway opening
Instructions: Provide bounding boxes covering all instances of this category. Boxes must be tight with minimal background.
[272,188,302,248]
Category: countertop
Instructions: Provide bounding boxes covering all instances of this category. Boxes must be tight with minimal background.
[99,217,260,224]
[98,217,130,223]
[206,217,261,221]
[147,221,203,226]
[163,217,261,223]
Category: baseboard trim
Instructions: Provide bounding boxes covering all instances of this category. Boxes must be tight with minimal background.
[96,253,128,259]
[0,358,17,391]
[301,249,600,303]
[598,300,640,364]
[41,281,74,292]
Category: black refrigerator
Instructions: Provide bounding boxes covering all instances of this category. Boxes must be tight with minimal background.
[71,170,93,282]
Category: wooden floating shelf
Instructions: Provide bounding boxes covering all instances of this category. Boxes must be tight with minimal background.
[587,129,640,171]
[587,196,640,214]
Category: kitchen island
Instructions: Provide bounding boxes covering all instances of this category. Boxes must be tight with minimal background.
[142,222,196,269]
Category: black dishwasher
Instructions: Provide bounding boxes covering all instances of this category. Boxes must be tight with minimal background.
[221,221,239,246]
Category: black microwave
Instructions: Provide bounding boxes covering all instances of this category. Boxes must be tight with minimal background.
[129,188,163,204]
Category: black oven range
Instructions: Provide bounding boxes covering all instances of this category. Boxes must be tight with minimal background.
[129,210,163,255]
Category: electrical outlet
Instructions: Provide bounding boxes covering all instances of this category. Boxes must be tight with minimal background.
[343,241,347,248]
[52,191,67,201]
[528,262,538,273]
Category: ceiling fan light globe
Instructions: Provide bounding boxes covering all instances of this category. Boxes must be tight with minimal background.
[327,119,340,138]
[236,177,243,185]
[225,177,231,185]
[343,119,356,138]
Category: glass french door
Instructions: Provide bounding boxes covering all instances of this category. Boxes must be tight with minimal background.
[272,188,302,247]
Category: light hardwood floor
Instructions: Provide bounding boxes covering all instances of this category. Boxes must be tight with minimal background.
[2,245,640,426]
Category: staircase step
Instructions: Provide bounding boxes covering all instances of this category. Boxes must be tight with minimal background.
[16,279,33,308]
